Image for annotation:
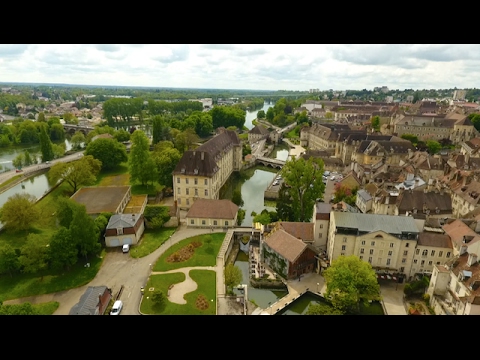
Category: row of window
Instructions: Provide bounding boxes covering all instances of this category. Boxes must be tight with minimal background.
[177,188,208,196]
[353,239,408,248]
[191,219,229,226]
[413,259,441,266]
[177,177,208,185]
[415,249,451,258]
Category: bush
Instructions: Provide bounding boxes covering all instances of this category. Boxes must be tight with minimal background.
[144,205,171,229]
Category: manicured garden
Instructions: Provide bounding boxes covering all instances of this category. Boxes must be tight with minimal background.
[153,233,225,271]
[130,228,176,258]
[140,270,216,315]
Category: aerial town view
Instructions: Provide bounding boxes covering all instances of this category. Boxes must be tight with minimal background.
[1,44,480,315]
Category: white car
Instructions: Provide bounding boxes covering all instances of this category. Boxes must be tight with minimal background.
[122,244,130,253]
[110,300,123,315]
[330,176,336,181]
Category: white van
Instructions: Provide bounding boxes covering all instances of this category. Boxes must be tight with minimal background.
[110,300,123,315]
[122,244,130,253]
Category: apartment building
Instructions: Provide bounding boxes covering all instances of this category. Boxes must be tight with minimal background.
[172,129,242,210]
[327,212,420,278]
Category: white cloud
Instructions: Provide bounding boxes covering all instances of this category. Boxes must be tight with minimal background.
[0,44,478,91]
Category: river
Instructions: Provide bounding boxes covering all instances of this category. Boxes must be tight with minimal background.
[244,102,274,130]
[0,139,73,172]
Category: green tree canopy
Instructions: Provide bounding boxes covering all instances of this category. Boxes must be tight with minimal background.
[48,227,78,271]
[0,193,39,232]
[69,203,101,261]
[277,156,325,222]
[84,137,128,170]
[129,130,158,186]
[18,233,50,275]
[225,264,243,291]
[48,155,101,194]
[39,123,54,162]
[71,131,86,149]
[0,244,20,277]
[401,133,418,145]
[323,255,381,313]
[152,141,181,187]
[426,140,441,154]
[305,302,344,315]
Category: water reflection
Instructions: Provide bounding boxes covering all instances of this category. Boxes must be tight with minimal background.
[0,172,54,208]
[244,102,274,130]
[234,251,287,309]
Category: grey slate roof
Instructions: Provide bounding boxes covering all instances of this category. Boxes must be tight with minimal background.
[333,212,419,234]
[357,189,372,202]
[106,213,142,229]
[69,286,108,315]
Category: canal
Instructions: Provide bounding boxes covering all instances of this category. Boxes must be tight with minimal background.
[233,251,288,309]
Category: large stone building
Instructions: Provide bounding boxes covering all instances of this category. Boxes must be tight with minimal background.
[172,129,242,210]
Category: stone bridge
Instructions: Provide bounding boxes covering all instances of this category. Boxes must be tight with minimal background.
[63,124,95,135]
[255,156,286,169]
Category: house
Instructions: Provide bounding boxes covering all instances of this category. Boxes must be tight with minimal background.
[327,212,420,279]
[427,251,480,315]
[395,189,452,218]
[185,198,238,229]
[313,201,331,251]
[173,128,242,210]
[393,114,456,141]
[261,226,318,280]
[248,124,270,144]
[70,186,131,217]
[356,189,373,213]
[69,286,112,315]
[442,219,480,257]
[410,231,453,277]
[352,140,415,166]
[104,213,145,247]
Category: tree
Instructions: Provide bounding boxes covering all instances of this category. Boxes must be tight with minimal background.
[129,130,158,186]
[143,206,171,229]
[71,131,86,149]
[114,128,131,143]
[257,110,266,119]
[0,302,38,315]
[401,133,418,145]
[333,184,358,206]
[48,227,78,271]
[277,156,325,222]
[18,233,50,275]
[84,137,128,170]
[37,112,46,122]
[52,143,66,159]
[323,255,381,313]
[266,107,274,121]
[306,302,344,315]
[23,150,33,166]
[39,123,54,162]
[151,115,171,145]
[237,208,246,226]
[48,155,101,194]
[225,264,243,292]
[69,203,101,261]
[426,140,441,154]
[231,189,244,207]
[12,153,24,169]
[0,193,39,232]
[151,290,166,307]
[370,116,380,132]
[152,141,181,187]
[253,212,271,225]
[0,244,20,277]
[49,123,65,142]
[173,128,200,153]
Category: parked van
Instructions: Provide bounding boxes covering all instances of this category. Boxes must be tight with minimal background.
[110,300,123,315]
[122,244,130,253]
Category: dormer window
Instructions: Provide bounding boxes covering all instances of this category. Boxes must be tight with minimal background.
[193,169,198,175]
[181,168,185,174]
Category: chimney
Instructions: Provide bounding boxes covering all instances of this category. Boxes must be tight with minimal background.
[193,151,196,156]
[467,253,478,267]
[201,152,204,160]
[385,196,389,205]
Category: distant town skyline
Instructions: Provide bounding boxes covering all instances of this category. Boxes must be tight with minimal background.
[0,44,479,91]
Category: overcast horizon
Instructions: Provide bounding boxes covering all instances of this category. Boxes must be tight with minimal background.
[0,44,479,92]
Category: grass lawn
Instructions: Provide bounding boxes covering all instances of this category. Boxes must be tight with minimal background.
[141,270,216,315]
[0,249,105,302]
[95,163,129,185]
[0,174,23,189]
[153,233,225,271]
[34,301,60,314]
[130,183,163,196]
[130,228,177,258]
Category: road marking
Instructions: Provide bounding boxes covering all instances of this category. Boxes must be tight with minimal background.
[128,292,131,298]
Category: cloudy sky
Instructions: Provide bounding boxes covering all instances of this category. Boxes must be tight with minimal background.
[0,44,478,91]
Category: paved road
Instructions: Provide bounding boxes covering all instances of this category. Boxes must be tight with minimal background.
[0,151,84,187]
